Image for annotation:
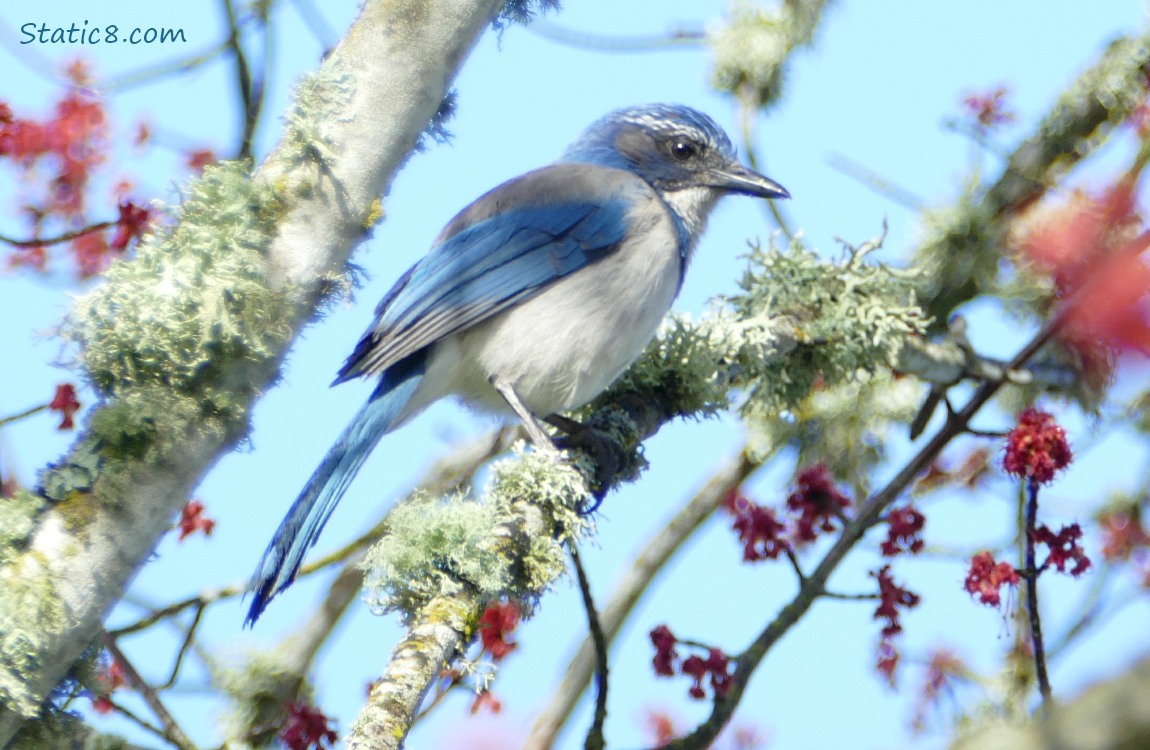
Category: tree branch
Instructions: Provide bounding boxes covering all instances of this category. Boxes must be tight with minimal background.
[0,0,506,742]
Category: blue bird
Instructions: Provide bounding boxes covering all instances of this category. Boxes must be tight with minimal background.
[245,104,789,625]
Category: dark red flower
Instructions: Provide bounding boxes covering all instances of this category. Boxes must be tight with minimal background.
[881,505,926,556]
[48,383,81,430]
[649,624,678,676]
[478,600,520,660]
[964,551,1020,607]
[1035,523,1091,576]
[1003,408,1072,484]
[680,648,732,700]
[177,499,216,541]
[110,200,150,251]
[732,502,790,562]
[871,565,920,638]
[962,86,1015,131]
[786,464,851,544]
[280,702,337,750]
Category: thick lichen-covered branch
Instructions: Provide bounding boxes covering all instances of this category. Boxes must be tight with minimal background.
[0,0,508,742]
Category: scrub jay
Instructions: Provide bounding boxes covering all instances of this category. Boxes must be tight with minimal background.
[246,104,788,625]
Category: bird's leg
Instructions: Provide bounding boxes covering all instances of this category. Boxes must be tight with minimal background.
[490,375,558,452]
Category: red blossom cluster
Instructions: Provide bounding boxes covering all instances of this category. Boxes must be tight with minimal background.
[649,625,734,700]
[48,383,81,430]
[880,505,926,556]
[185,147,217,173]
[0,63,171,278]
[964,551,1020,607]
[727,465,858,563]
[732,502,790,562]
[110,199,151,251]
[176,499,216,541]
[1017,178,1150,356]
[477,600,520,660]
[872,565,920,638]
[280,702,337,750]
[786,464,852,543]
[1035,523,1091,577]
[871,565,920,683]
[89,656,126,715]
[1003,408,1072,484]
[961,86,1015,131]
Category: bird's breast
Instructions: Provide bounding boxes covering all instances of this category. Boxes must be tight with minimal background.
[435,198,683,417]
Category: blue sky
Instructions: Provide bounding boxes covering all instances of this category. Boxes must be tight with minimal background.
[2,2,1149,748]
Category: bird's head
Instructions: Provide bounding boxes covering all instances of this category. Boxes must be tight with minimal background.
[562,103,788,239]
[564,104,789,199]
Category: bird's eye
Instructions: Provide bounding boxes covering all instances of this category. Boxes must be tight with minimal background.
[670,139,699,162]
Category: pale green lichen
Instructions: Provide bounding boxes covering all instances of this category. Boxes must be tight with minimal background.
[46,160,292,501]
[279,65,354,173]
[0,560,65,715]
[63,160,290,418]
[213,648,310,749]
[362,490,509,621]
[708,0,828,106]
[363,447,593,621]
[604,233,928,422]
[7,709,132,750]
[0,490,45,567]
[486,445,593,545]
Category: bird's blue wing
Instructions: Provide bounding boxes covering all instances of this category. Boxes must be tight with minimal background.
[336,187,631,382]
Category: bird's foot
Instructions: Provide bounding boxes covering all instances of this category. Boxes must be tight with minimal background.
[544,415,630,512]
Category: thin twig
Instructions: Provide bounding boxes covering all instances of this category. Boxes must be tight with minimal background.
[0,403,49,428]
[527,21,705,52]
[570,544,608,750]
[221,0,262,160]
[0,221,114,249]
[161,603,206,689]
[820,590,880,601]
[98,697,171,745]
[739,97,794,240]
[1024,479,1053,710]
[103,634,197,750]
[826,152,925,211]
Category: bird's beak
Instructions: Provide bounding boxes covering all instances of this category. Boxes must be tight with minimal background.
[709,163,790,200]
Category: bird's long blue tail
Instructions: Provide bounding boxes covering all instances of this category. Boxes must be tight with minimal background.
[245,360,425,626]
